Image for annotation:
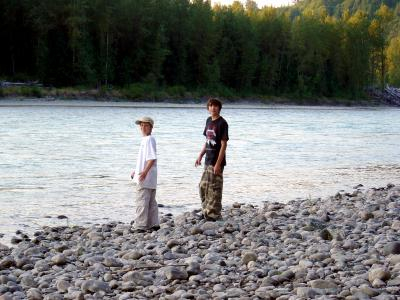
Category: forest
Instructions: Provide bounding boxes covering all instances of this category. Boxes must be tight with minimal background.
[0,0,400,100]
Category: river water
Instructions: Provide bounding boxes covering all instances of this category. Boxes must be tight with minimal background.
[1,100,400,244]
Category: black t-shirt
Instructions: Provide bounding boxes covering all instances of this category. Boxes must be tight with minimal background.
[203,116,229,166]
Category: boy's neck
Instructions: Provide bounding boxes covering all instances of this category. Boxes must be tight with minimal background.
[211,114,220,120]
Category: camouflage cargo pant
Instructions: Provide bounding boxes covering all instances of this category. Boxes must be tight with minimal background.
[199,165,223,220]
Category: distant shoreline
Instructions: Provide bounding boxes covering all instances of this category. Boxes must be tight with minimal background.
[0,94,388,108]
[0,84,388,107]
[0,98,390,110]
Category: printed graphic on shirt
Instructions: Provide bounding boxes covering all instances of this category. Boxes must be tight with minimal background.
[206,125,217,147]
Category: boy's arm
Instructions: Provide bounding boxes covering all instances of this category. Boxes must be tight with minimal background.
[214,140,227,175]
[195,143,206,167]
[139,159,156,182]
[139,137,157,181]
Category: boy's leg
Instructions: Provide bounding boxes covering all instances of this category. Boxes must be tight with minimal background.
[206,171,223,220]
[147,189,159,228]
[199,165,223,220]
[135,187,151,229]
[199,166,212,214]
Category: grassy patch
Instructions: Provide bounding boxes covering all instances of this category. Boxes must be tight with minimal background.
[165,85,187,97]
[0,86,43,98]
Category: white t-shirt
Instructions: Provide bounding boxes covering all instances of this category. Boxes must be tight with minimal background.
[134,135,157,189]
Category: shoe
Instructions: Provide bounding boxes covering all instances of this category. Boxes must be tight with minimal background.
[148,225,160,232]
[133,228,146,233]
[204,216,223,222]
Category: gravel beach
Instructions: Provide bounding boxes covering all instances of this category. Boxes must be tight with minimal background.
[1,184,400,299]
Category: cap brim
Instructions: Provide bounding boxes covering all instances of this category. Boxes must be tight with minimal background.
[135,118,154,126]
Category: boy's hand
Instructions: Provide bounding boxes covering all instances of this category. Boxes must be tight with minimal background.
[214,164,222,175]
[195,157,202,167]
[139,171,147,182]
[130,171,135,179]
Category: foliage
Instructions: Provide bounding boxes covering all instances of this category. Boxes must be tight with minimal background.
[1,0,400,101]
[166,85,187,97]
[386,36,400,86]
[122,83,155,99]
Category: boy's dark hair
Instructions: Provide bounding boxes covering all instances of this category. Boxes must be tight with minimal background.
[207,98,222,110]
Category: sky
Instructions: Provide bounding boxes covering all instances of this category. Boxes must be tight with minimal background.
[212,0,294,8]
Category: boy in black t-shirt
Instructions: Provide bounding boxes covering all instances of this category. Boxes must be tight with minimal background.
[195,98,229,221]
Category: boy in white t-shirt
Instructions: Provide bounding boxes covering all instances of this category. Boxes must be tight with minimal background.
[131,117,160,232]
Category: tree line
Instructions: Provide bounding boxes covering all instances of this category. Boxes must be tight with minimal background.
[0,0,399,99]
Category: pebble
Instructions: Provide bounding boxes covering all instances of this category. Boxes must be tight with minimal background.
[0,184,399,299]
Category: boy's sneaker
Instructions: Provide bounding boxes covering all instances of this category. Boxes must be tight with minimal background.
[148,225,160,232]
[204,215,223,222]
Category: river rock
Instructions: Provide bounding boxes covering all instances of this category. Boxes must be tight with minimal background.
[122,249,145,260]
[360,210,374,221]
[51,254,67,266]
[103,257,123,267]
[122,271,154,286]
[0,185,399,299]
[226,288,246,297]
[20,275,37,288]
[241,251,257,264]
[359,285,380,297]
[81,280,110,293]
[0,256,15,269]
[369,267,391,283]
[297,287,319,298]
[310,279,339,289]
[389,255,400,265]
[383,242,400,255]
[33,260,50,272]
[163,266,188,280]
[26,288,43,300]
[166,239,180,249]
[0,243,9,251]
[56,279,71,293]
[319,228,333,240]
[186,261,200,275]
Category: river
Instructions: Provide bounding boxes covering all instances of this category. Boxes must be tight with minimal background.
[1,99,400,244]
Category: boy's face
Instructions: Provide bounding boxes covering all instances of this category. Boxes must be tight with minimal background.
[139,122,152,136]
[208,104,221,117]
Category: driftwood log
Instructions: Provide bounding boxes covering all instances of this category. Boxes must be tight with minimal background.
[0,81,43,87]
[367,86,400,106]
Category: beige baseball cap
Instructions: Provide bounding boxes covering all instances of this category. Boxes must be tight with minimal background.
[135,116,154,126]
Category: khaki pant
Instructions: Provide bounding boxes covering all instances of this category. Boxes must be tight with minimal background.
[199,165,223,220]
[135,187,159,229]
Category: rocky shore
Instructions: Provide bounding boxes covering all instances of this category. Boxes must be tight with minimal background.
[1,184,400,300]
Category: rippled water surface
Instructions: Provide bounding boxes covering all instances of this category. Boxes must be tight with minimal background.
[1,100,400,244]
